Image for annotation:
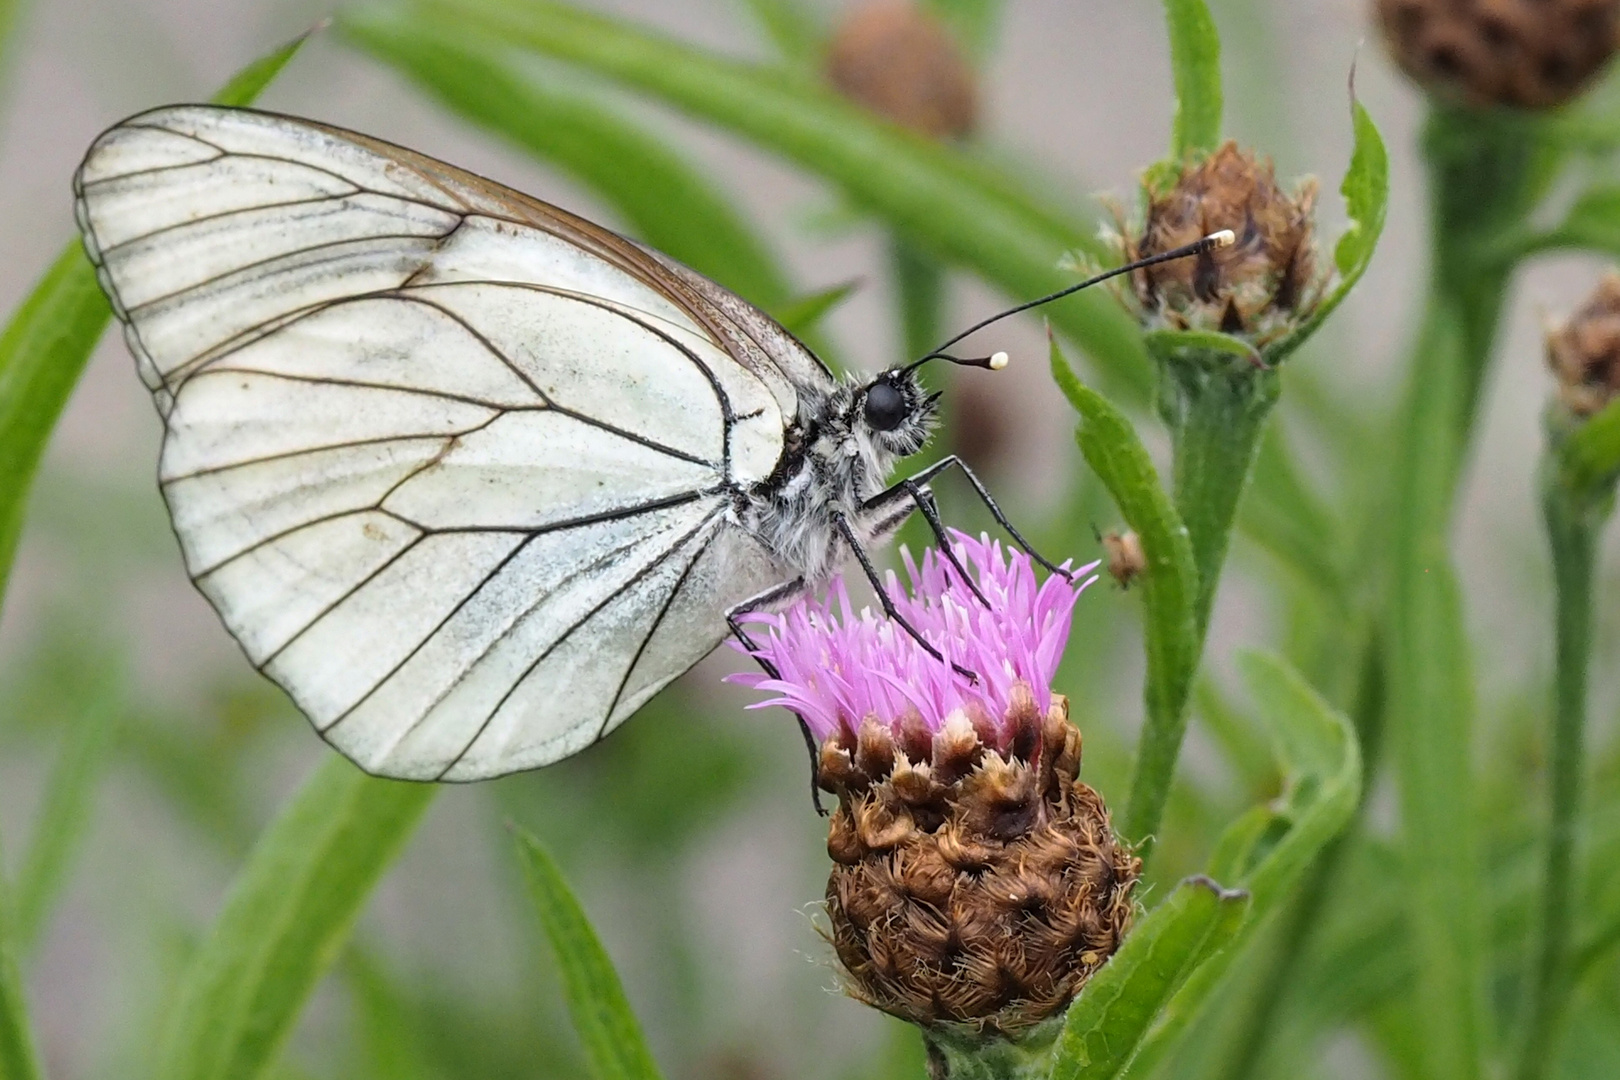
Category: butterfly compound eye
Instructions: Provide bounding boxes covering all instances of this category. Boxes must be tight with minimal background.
[863,381,909,432]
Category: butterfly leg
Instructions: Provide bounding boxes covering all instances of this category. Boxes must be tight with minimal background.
[885,454,1074,580]
[833,514,979,684]
[861,479,991,608]
[726,578,827,815]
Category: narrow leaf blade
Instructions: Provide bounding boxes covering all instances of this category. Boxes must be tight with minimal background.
[513,827,664,1080]
[1049,876,1249,1080]
[0,846,45,1080]
[1265,99,1388,364]
[1162,0,1223,159]
[155,759,435,1080]
[1050,335,1200,851]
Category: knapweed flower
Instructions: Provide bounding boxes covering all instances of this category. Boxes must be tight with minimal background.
[1117,142,1321,344]
[826,0,978,141]
[1377,0,1620,110]
[729,533,1139,1036]
[1548,273,1620,418]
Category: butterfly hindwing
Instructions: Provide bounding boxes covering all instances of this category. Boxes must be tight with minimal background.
[75,105,802,780]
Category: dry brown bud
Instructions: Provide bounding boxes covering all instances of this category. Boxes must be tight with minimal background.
[1099,529,1146,590]
[1124,143,1320,342]
[1376,0,1620,110]
[819,693,1139,1035]
[1547,273,1620,417]
[826,0,978,140]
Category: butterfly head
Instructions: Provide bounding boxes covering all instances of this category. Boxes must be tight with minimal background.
[854,368,939,460]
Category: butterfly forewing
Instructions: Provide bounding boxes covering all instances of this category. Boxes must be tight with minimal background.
[75,105,804,780]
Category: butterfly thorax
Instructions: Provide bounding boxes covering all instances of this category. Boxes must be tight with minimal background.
[739,370,937,585]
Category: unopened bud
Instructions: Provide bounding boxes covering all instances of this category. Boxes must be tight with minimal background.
[1548,273,1620,418]
[826,0,979,140]
[1122,143,1320,343]
[1376,0,1620,110]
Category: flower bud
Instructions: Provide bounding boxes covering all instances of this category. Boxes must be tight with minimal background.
[1547,273,1620,417]
[1100,529,1145,590]
[1376,0,1620,110]
[731,534,1138,1036]
[826,0,978,140]
[1122,143,1320,343]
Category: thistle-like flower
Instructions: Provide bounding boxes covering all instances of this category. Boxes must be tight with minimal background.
[1547,272,1620,418]
[730,534,1138,1037]
[826,0,979,140]
[1115,142,1321,344]
[1376,0,1620,110]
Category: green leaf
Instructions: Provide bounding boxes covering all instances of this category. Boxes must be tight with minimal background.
[0,29,308,607]
[733,0,824,67]
[0,844,44,1080]
[1143,328,1255,365]
[1264,99,1388,365]
[347,949,437,1080]
[1560,397,1620,494]
[387,0,1154,400]
[1518,184,1620,260]
[1125,652,1362,1075]
[1050,334,1200,852]
[340,10,794,311]
[1049,876,1250,1080]
[155,758,436,1080]
[1162,0,1223,159]
[11,673,121,951]
[513,827,664,1080]
[768,279,861,337]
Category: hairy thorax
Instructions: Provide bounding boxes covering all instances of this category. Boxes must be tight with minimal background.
[740,412,902,586]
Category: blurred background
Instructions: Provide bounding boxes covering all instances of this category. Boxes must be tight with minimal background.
[1,1,1617,1078]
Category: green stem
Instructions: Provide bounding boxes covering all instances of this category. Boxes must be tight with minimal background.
[1159,357,1280,634]
[890,231,945,363]
[1516,474,1609,1080]
[922,1017,1060,1080]
[1120,348,1279,849]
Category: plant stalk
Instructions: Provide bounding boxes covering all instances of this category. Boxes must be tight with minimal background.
[1515,471,1610,1080]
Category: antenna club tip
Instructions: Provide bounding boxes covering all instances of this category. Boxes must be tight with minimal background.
[989,351,1010,370]
[1208,229,1237,250]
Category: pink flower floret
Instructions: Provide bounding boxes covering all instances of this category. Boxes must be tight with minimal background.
[727,531,1099,742]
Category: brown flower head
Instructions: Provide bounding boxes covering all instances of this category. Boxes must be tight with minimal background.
[1547,273,1620,417]
[827,0,979,140]
[1123,142,1320,342]
[1376,0,1620,110]
[820,693,1137,1036]
[731,537,1137,1037]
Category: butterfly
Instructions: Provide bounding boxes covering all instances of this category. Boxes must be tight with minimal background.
[74,105,1225,783]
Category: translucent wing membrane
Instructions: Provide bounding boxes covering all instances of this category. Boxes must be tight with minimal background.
[75,105,801,779]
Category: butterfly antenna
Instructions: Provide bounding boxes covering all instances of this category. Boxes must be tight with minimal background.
[912,229,1236,369]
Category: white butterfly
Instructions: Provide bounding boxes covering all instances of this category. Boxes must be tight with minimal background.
[74,106,1223,782]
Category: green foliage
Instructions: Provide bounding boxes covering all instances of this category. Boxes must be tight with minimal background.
[1161,0,1223,161]
[1049,335,1199,852]
[1264,100,1389,365]
[1050,878,1249,1080]
[155,759,435,1080]
[513,827,664,1080]
[0,839,44,1080]
[1561,398,1620,494]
